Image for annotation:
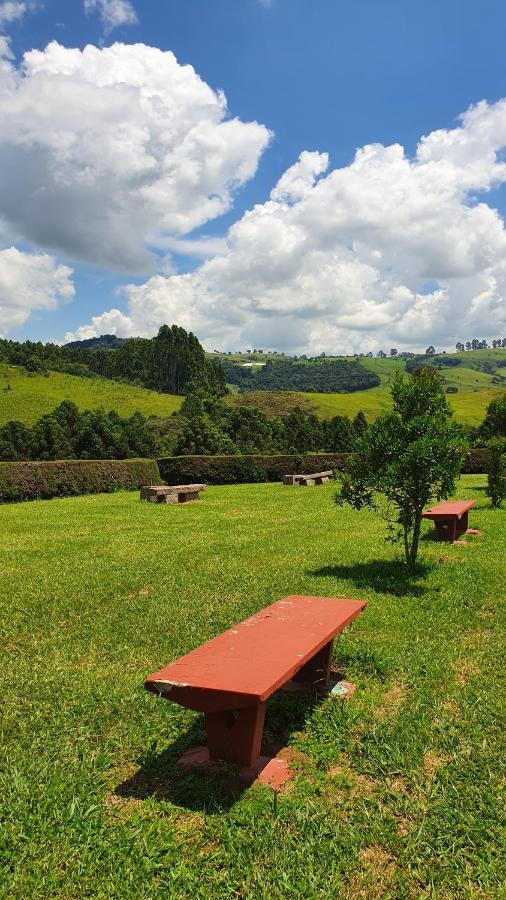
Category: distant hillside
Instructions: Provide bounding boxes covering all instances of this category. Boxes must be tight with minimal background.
[224,349,505,425]
[0,363,181,426]
[65,334,125,351]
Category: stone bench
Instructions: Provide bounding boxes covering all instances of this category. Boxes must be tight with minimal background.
[283,470,334,486]
[140,484,206,504]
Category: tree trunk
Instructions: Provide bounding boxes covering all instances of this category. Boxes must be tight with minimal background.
[407,512,422,571]
[403,525,410,568]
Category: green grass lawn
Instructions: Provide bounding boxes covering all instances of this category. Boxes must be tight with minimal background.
[0,363,182,425]
[1,478,504,898]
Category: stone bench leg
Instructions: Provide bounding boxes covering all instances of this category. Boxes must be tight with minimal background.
[205,702,267,766]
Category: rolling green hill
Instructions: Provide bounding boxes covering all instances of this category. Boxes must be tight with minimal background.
[226,354,504,425]
[1,348,503,429]
[0,364,182,426]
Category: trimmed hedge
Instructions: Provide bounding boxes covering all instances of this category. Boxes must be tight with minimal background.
[0,458,160,503]
[462,448,491,474]
[0,450,490,500]
[158,453,349,485]
[158,449,492,485]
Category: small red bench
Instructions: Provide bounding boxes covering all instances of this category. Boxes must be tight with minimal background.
[145,595,366,767]
[422,499,478,543]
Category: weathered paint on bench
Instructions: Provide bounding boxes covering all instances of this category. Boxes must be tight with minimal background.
[145,595,366,766]
[140,484,206,504]
[422,499,478,542]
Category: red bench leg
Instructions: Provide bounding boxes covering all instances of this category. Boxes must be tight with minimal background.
[435,519,456,541]
[204,702,266,766]
[456,511,468,535]
[293,639,333,690]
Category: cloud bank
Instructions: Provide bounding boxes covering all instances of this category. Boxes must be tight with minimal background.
[67,100,506,352]
[0,42,271,273]
[0,39,504,351]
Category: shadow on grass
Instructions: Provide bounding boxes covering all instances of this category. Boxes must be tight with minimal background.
[308,558,431,597]
[115,692,319,813]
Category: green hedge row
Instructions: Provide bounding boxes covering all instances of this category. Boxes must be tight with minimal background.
[0,449,490,502]
[462,448,490,474]
[158,448,491,485]
[158,453,349,485]
[0,458,160,503]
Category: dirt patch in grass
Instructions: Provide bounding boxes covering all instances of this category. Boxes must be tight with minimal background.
[436,554,465,564]
[440,699,459,715]
[344,846,398,898]
[453,658,481,685]
[104,790,143,822]
[423,749,448,780]
[328,753,376,798]
[373,679,407,720]
[460,628,491,648]
[277,746,314,770]
[478,607,496,619]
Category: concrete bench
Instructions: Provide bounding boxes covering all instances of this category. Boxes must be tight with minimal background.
[283,470,334,486]
[140,484,206,504]
[145,595,366,767]
[422,499,478,543]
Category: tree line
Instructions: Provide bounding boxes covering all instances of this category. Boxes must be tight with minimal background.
[0,325,226,397]
[1,391,504,464]
[0,398,370,462]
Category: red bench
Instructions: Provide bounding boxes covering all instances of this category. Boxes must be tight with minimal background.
[422,499,478,543]
[145,595,366,767]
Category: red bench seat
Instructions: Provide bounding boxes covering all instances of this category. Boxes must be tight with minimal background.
[145,595,366,765]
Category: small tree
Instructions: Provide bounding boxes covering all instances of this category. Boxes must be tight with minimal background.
[336,369,469,571]
[480,393,506,440]
[352,410,368,439]
[486,438,506,507]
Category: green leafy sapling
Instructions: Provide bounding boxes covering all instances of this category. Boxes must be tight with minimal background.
[336,369,469,571]
[486,437,506,507]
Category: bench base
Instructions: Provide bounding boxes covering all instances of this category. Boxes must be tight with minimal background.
[178,746,292,791]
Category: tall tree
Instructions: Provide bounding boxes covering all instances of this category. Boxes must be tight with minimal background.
[336,369,468,570]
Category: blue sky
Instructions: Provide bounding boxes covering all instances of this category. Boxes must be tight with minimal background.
[1,0,505,351]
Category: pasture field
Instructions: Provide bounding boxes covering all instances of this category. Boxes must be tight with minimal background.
[1,478,505,898]
[0,363,182,425]
[228,384,500,425]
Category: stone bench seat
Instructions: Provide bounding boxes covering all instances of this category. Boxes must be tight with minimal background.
[283,470,334,486]
[140,484,206,504]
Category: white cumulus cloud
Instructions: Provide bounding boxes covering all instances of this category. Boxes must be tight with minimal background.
[0,42,271,273]
[67,99,506,353]
[84,0,137,33]
[0,247,74,335]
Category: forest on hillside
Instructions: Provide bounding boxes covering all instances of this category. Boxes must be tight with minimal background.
[222,358,380,393]
[0,326,225,397]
